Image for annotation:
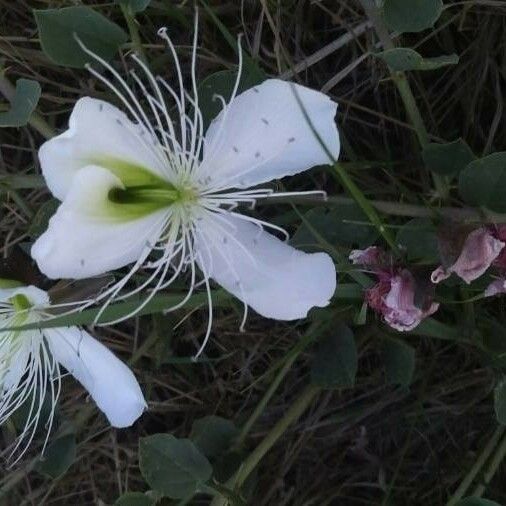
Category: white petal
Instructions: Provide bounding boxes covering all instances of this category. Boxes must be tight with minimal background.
[31,165,167,279]
[45,327,146,428]
[39,97,168,201]
[0,285,49,306]
[194,212,336,320]
[201,79,340,189]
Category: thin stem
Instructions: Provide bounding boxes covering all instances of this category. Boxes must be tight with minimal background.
[210,385,320,506]
[120,4,147,64]
[446,425,505,505]
[234,329,317,448]
[472,430,506,497]
[358,0,448,199]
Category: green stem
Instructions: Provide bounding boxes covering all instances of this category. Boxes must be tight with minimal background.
[120,4,147,64]
[472,430,506,497]
[446,425,505,505]
[358,0,448,199]
[332,163,400,254]
[234,329,317,448]
[211,385,320,506]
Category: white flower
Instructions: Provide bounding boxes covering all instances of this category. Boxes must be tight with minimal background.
[0,283,146,459]
[31,22,339,354]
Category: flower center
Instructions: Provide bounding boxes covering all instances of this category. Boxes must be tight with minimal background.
[9,294,31,312]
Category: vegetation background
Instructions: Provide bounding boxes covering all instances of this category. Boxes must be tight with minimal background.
[1,0,506,505]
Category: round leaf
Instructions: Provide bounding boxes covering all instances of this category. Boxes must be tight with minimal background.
[383,0,443,33]
[139,434,212,499]
[0,79,41,128]
[34,7,128,68]
[115,0,151,13]
[190,416,239,458]
[311,323,357,389]
[35,434,76,479]
[115,492,155,506]
[423,139,475,176]
[459,152,506,212]
[396,218,439,262]
[382,339,415,387]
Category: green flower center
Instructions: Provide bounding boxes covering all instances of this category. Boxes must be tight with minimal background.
[9,294,31,312]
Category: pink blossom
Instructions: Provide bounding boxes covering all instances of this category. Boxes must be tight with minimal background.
[350,248,438,332]
[484,278,506,297]
[431,228,505,284]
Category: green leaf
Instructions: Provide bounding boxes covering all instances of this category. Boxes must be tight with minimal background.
[456,499,501,506]
[34,7,128,68]
[383,0,443,33]
[378,48,458,72]
[0,79,41,127]
[494,378,506,425]
[35,433,76,478]
[311,323,357,389]
[383,339,415,387]
[0,278,23,288]
[396,218,439,262]
[29,199,60,238]
[292,203,379,249]
[190,416,239,458]
[115,0,151,13]
[422,139,475,176]
[115,492,155,506]
[198,69,265,128]
[459,152,506,212]
[139,434,213,499]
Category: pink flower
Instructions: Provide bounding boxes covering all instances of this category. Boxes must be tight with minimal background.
[350,249,439,332]
[431,228,505,284]
[484,278,506,297]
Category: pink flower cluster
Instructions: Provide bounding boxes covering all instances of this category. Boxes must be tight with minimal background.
[353,225,506,332]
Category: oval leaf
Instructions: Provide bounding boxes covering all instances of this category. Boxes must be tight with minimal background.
[494,378,506,425]
[0,79,41,128]
[396,218,439,262]
[311,323,357,389]
[383,0,443,33]
[378,48,458,72]
[115,492,155,506]
[139,434,212,499]
[423,139,475,176]
[190,416,239,458]
[382,339,415,387]
[115,0,151,13]
[459,152,506,212]
[35,433,76,479]
[34,7,128,68]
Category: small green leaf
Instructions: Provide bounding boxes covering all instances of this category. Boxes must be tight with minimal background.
[139,434,213,499]
[0,79,41,128]
[292,203,379,250]
[115,492,155,506]
[383,0,443,33]
[494,378,506,425]
[190,416,239,458]
[459,152,506,212]
[198,69,265,128]
[396,218,439,262]
[29,199,59,238]
[423,139,475,176]
[36,433,76,478]
[378,48,458,72]
[34,7,128,68]
[115,0,151,13]
[456,499,502,506]
[311,323,357,389]
[383,339,415,387]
